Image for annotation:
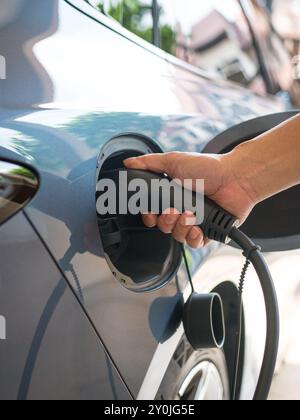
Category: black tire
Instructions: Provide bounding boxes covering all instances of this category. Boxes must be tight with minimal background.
[156,336,230,400]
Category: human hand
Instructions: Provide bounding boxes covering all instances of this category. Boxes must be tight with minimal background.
[124,152,256,248]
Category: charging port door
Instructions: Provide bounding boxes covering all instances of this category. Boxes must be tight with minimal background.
[96,133,182,292]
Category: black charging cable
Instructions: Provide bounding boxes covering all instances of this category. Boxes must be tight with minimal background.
[181,244,195,294]
[179,194,279,400]
[231,257,250,400]
[180,194,280,400]
[229,228,279,400]
[182,229,279,400]
[182,228,278,400]
[101,169,280,401]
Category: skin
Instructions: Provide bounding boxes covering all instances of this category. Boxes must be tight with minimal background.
[124,115,300,249]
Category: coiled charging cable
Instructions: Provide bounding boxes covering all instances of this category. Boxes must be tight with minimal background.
[101,169,280,401]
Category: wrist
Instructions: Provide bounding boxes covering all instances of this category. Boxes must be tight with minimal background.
[222,144,262,206]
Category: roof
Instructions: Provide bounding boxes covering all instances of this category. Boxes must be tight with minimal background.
[188,9,252,52]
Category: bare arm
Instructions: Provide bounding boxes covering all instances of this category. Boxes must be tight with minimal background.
[228,114,300,204]
[125,114,300,248]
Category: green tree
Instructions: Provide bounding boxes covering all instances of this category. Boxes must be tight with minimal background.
[90,0,153,43]
[160,23,176,55]
[11,167,37,181]
[86,0,176,54]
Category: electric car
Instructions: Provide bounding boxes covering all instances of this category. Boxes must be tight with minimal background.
[0,0,300,400]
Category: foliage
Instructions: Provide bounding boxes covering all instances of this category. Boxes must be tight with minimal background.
[160,23,176,55]
[10,167,37,181]
[86,0,176,54]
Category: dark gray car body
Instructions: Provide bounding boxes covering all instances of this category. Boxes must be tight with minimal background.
[0,0,290,400]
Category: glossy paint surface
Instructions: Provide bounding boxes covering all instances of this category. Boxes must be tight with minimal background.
[0,213,130,400]
[0,0,284,398]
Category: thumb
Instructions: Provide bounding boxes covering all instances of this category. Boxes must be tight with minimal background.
[124,153,174,175]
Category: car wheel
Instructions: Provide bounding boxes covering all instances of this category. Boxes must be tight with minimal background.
[156,337,230,400]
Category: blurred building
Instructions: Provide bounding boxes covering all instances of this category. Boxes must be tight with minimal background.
[272,0,300,55]
[176,9,258,86]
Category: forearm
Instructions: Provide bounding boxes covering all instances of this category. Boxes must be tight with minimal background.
[228,115,300,204]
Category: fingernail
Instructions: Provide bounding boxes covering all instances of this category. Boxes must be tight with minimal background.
[124,158,135,166]
[124,158,146,169]
[143,214,156,227]
[181,212,196,226]
[189,227,201,240]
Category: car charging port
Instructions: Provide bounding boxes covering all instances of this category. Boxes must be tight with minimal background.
[96,134,182,293]
[183,293,226,350]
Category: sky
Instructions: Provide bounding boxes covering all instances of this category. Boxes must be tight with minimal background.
[88,0,242,33]
[159,0,241,31]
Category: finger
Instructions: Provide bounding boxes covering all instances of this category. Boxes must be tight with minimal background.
[203,238,211,247]
[157,208,181,234]
[124,153,176,175]
[187,227,204,249]
[172,211,197,244]
[142,214,158,228]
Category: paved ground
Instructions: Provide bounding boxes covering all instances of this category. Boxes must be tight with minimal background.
[270,364,300,400]
[269,298,300,400]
